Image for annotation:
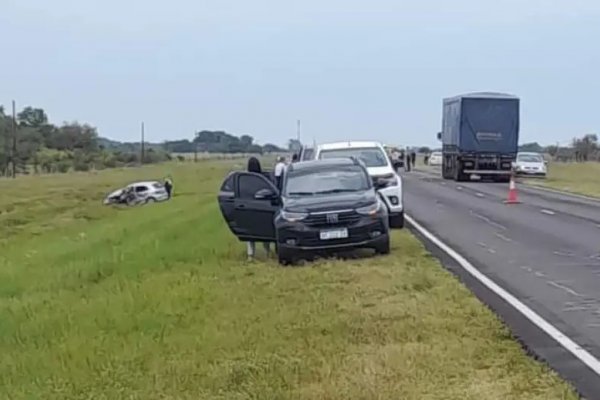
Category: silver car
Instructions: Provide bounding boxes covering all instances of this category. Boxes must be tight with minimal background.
[103,181,170,205]
[514,152,547,177]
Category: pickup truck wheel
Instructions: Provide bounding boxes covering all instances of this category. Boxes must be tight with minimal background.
[374,236,391,255]
[389,212,405,229]
[277,248,295,266]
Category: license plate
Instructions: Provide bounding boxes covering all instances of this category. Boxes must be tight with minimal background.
[320,228,348,240]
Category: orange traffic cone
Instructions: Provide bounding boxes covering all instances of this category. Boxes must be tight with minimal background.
[504,174,520,204]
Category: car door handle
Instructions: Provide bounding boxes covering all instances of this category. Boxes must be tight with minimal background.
[235,204,246,210]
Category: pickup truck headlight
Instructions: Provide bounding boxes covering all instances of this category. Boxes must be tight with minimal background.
[281,210,308,222]
[376,174,398,188]
[356,200,382,216]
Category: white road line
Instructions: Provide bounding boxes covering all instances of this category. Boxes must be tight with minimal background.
[406,214,600,376]
[476,192,485,198]
[470,211,508,231]
[494,232,512,242]
[548,281,584,298]
[541,209,556,216]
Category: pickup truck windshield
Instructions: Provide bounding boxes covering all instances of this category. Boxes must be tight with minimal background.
[319,147,388,167]
[285,166,369,196]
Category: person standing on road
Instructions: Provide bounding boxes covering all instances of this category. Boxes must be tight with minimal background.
[410,151,417,169]
[292,153,299,163]
[245,157,271,260]
[274,156,286,190]
[403,150,410,172]
[424,152,430,166]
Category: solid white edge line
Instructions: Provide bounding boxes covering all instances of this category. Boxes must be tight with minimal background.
[406,213,600,376]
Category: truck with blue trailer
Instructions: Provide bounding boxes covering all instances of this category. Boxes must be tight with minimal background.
[437,92,520,182]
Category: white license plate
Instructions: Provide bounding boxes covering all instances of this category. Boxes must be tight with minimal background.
[320,228,348,240]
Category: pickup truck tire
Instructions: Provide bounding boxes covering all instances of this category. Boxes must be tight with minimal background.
[389,212,405,229]
[277,248,295,266]
[374,236,391,255]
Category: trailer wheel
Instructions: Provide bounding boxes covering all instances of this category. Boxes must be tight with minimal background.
[442,158,452,179]
[454,161,469,182]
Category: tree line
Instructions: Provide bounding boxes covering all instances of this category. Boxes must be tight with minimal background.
[519,133,599,162]
[0,104,286,177]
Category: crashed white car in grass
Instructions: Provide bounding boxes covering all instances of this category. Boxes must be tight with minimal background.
[103,181,170,206]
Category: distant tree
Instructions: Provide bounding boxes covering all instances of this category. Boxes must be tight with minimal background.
[418,146,431,154]
[17,107,48,128]
[572,134,598,162]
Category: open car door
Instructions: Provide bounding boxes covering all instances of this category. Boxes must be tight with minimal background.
[217,171,279,242]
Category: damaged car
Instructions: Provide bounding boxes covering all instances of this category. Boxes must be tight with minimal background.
[103,181,169,206]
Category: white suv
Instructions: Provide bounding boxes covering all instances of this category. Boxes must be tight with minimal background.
[315,141,404,228]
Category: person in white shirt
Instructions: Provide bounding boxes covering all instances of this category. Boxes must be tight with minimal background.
[274,156,286,189]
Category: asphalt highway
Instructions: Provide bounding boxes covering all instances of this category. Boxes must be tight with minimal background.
[404,168,600,396]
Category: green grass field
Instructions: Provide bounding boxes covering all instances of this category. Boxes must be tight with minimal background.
[0,162,577,399]
[525,162,600,198]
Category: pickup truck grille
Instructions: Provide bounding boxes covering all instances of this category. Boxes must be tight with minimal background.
[304,211,361,227]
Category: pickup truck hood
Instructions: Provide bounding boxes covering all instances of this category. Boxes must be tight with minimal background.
[283,190,376,213]
[366,166,395,177]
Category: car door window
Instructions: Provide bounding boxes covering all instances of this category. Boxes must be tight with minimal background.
[135,186,148,193]
[221,174,235,192]
[238,174,274,199]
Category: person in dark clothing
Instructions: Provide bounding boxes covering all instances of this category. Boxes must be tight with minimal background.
[424,153,430,166]
[245,157,271,260]
[164,178,173,199]
[247,157,262,174]
[402,150,410,172]
[292,153,299,163]
[410,151,417,169]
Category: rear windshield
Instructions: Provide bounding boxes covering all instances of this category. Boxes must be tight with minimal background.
[285,165,370,197]
[319,147,388,167]
[152,183,164,189]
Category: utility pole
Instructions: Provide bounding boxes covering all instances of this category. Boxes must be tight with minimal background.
[140,121,145,165]
[297,119,301,142]
[11,100,16,178]
[194,131,198,163]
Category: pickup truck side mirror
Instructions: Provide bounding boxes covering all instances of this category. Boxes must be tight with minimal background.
[436,132,442,141]
[254,188,278,200]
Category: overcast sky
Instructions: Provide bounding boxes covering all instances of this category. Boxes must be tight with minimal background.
[1,0,599,147]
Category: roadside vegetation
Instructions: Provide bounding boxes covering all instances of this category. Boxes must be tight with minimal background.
[525,161,600,198]
[0,160,577,399]
[0,104,289,177]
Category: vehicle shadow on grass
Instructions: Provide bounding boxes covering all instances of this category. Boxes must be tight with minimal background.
[244,248,382,268]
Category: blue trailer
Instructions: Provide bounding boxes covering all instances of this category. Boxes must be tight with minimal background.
[437,92,520,182]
